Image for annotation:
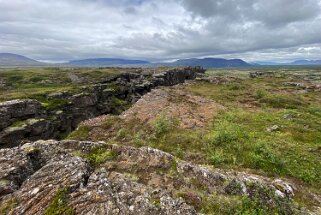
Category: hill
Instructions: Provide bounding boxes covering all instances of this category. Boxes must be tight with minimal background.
[291,59,321,65]
[69,58,150,66]
[167,58,251,68]
[0,53,45,66]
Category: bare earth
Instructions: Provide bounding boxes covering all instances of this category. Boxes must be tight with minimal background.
[84,84,224,130]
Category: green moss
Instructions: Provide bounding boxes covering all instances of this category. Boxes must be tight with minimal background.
[66,125,91,140]
[44,188,74,215]
[106,83,121,92]
[110,96,130,114]
[9,119,28,128]
[0,197,17,214]
[9,118,43,128]
[85,147,118,167]
[41,98,68,110]
[150,197,161,208]
[200,193,241,214]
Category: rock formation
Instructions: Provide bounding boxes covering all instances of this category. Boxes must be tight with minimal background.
[0,67,205,148]
[0,140,306,214]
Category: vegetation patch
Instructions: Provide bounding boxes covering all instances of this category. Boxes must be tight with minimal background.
[152,111,175,137]
[0,197,17,214]
[45,188,74,215]
[259,94,306,109]
[110,96,130,113]
[40,98,68,110]
[9,119,29,128]
[0,67,120,101]
[66,125,91,140]
[84,146,118,167]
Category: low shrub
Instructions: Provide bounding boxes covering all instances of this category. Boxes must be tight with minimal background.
[153,112,174,137]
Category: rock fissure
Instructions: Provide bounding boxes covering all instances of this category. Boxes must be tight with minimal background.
[0,67,205,148]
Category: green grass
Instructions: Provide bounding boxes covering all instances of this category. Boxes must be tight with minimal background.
[66,125,91,140]
[45,188,74,215]
[259,94,306,109]
[205,109,321,185]
[0,67,120,102]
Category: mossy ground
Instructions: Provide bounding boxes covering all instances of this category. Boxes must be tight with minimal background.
[0,67,121,102]
[67,67,321,213]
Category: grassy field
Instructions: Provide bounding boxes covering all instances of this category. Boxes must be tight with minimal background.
[67,67,321,212]
[0,67,121,102]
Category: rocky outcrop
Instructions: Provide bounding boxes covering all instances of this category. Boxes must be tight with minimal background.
[0,67,205,148]
[0,99,42,131]
[0,140,315,214]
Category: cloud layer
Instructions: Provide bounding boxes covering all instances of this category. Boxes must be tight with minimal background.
[0,0,321,62]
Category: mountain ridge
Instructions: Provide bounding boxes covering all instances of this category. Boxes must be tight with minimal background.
[0,53,45,66]
[68,58,150,66]
[3,52,321,67]
[165,57,251,68]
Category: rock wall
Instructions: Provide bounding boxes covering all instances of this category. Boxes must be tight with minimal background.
[0,67,205,148]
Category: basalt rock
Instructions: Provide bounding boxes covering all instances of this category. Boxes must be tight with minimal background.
[0,99,42,131]
[0,140,313,214]
[0,67,205,148]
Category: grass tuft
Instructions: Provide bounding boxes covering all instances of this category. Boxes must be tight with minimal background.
[45,188,74,215]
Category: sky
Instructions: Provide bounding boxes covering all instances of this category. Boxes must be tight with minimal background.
[0,0,321,63]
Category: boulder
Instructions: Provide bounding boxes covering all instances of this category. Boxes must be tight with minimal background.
[71,93,98,108]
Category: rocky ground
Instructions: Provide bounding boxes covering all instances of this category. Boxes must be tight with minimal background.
[1,68,321,214]
[81,84,224,137]
[0,139,310,214]
[0,67,203,148]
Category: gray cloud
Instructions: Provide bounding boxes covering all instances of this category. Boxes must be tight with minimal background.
[0,0,321,62]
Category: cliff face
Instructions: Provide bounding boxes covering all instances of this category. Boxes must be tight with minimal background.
[0,67,205,148]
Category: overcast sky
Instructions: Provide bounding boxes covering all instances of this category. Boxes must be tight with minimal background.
[0,0,321,62]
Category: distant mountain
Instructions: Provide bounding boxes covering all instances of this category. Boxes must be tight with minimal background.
[0,53,45,66]
[165,58,251,68]
[254,59,321,66]
[291,60,321,65]
[251,61,282,65]
[69,58,150,66]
